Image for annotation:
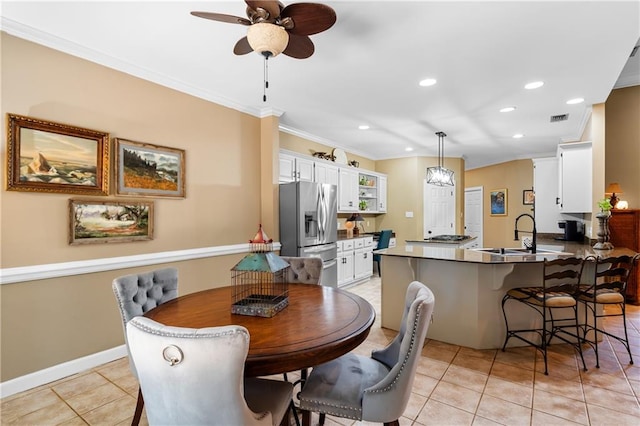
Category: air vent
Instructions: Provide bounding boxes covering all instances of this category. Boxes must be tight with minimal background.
[550,114,569,123]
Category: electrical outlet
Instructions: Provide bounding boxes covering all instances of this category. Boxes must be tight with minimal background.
[366,221,370,227]
[405,211,414,218]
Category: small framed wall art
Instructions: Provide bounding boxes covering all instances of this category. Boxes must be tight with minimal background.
[114,138,185,198]
[490,189,507,216]
[69,199,154,245]
[523,189,535,205]
[6,113,110,195]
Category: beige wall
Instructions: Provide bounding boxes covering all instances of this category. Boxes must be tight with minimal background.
[0,34,273,381]
[606,86,640,208]
[465,160,534,248]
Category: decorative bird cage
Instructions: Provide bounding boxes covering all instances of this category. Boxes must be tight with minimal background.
[231,225,290,317]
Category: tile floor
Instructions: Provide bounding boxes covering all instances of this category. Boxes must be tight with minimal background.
[2,277,640,425]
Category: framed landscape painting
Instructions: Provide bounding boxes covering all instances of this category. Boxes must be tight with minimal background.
[6,113,109,195]
[490,189,507,216]
[69,199,154,245]
[114,138,185,198]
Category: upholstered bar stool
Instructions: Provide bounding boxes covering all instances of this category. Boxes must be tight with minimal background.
[501,257,587,375]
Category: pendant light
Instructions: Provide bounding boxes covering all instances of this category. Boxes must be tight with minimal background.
[426,131,454,186]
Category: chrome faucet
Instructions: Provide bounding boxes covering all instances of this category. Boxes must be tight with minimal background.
[514,213,537,253]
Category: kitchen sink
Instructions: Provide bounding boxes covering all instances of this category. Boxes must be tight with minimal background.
[472,247,573,256]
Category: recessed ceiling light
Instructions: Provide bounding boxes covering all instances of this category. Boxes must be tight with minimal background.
[513,133,524,139]
[419,78,437,87]
[566,98,584,105]
[500,106,516,113]
[405,147,414,152]
[524,81,544,90]
[358,125,370,130]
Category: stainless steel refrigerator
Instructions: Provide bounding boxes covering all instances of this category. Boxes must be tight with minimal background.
[279,181,338,287]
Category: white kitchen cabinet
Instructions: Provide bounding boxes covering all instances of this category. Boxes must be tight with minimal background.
[533,157,564,233]
[378,176,387,212]
[278,153,314,183]
[279,150,388,214]
[338,168,359,212]
[557,142,592,213]
[337,240,355,287]
[314,161,339,186]
[337,237,373,287]
[354,237,374,280]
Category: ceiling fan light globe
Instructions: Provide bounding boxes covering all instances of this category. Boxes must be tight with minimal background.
[247,23,289,57]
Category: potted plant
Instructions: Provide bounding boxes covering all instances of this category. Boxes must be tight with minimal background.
[597,197,612,214]
[594,197,614,250]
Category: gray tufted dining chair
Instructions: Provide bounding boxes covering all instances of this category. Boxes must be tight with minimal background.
[126,316,294,426]
[299,281,435,426]
[280,256,323,285]
[112,267,179,425]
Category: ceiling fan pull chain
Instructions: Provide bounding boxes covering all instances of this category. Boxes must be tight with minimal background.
[263,54,269,102]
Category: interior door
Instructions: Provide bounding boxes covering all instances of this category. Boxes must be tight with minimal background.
[464,186,483,247]
[423,180,456,238]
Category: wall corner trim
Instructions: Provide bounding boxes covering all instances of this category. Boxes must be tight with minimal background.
[0,242,282,285]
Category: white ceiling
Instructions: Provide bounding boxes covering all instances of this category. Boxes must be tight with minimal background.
[1,1,639,169]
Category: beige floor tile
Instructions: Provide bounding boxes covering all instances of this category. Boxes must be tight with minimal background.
[64,382,128,415]
[94,358,131,382]
[494,346,537,370]
[531,409,584,425]
[579,369,635,395]
[458,347,497,362]
[471,415,503,426]
[451,353,494,375]
[532,388,589,424]
[582,384,640,417]
[489,360,535,387]
[52,372,110,400]
[0,388,63,423]
[430,381,482,414]
[415,399,474,426]
[416,356,450,380]
[586,403,640,425]
[475,394,532,425]
[6,398,77,426]
[410,372,439,398]
[58,416,90,426]
[402,392,428,421]
[81,394,137,425]
[533,372,585,402]
[483,376,533,408]
[441,364,489,393]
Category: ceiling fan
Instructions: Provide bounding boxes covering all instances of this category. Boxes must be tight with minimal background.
[191,1,337,59]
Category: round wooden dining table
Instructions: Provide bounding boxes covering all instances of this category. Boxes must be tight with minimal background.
[144,283,376,377]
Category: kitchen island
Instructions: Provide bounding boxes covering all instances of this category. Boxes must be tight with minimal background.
[376,241,636,349]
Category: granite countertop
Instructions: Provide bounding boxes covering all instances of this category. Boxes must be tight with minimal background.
[376,238,638,264]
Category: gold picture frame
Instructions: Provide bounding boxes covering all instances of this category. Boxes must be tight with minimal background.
[69,199,154,245]
[6,113,109,195]
[523,189,535,205]
[490,189,507,216]
[114,138,185,198]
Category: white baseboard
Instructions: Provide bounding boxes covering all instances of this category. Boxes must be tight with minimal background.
[1,345,127,399]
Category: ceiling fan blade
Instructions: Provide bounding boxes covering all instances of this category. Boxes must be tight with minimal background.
[245,0,282,20]
[191,11,251,25]
[281,3,336,35]
[283,34,315,59]
[233,37,254,55]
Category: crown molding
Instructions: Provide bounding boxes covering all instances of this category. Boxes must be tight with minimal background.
[0,17,263,118]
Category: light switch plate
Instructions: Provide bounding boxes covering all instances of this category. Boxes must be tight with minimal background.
[405,211,414,218]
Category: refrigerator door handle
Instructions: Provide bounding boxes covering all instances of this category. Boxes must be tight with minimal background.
[317,185,326,241]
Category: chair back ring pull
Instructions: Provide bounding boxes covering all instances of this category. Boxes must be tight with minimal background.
[162,345,184,366]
